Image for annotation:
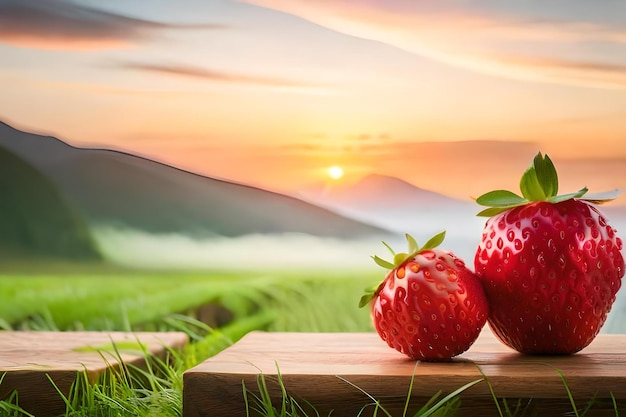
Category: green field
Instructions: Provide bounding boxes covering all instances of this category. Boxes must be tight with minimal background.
[0,265,377,333]
[1,264,622,417]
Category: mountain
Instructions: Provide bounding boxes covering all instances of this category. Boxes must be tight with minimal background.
[0,121,389,239]
[300,174,463,209]
[298,173,475,227]
[0,145,102,261]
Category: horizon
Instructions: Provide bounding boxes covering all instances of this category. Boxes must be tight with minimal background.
[1,1,626,200]
[4,117,626,208]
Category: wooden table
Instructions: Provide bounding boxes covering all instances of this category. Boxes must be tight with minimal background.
[183,330,626,417]
[0,331,188,416]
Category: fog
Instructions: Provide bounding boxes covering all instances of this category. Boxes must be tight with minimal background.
[329,205,487,262]
[91,209,487,271]
[93,226,386,270]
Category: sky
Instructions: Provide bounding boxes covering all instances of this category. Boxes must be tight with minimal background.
[1,0,626,202]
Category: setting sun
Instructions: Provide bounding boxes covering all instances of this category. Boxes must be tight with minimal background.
[328,165,344,180]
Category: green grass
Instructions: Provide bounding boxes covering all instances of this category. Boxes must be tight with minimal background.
[0,264,622,416]
[0,267,376,332]
[242,366,481,417]
[0,264,378,416]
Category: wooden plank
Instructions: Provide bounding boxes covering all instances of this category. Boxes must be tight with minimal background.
[0,331,188,417]
[183,330,626,417]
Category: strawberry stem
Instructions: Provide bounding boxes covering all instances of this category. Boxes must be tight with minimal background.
[475,152,620,217]
[359,231,446,308]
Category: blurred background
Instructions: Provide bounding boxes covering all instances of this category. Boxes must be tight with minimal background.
[1,0,625,336]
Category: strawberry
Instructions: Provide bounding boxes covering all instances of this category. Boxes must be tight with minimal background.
[474,152,624,354]
[360,231,489,361]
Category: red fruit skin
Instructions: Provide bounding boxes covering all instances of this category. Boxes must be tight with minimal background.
[474,200,624,354]
[371,249,488,361]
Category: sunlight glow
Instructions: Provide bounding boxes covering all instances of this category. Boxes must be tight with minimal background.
[328,165,344,180]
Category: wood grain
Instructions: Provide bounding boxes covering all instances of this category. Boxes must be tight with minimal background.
[0,331,188,417]
[183,330,626,417]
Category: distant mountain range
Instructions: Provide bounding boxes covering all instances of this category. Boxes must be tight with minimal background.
[0,121,391,243]
[299,173,465,209]
[298,174,476,231]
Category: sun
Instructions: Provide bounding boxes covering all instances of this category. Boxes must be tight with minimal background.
[327,165,344,180]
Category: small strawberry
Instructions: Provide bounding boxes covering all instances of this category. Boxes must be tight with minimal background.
[474,152,624,354]
[360,231,489,361]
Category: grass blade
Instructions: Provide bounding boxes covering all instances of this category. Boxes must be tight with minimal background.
[336,375,393,417]
[475,364,504,417]
[416,378,483,417]
[555,368,579,417]
[403,361,419,417]
[611,392,619,417]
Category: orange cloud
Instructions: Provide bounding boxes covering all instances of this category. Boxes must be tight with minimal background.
[244,0,626,89]
[485,54,626,87]
[265,133,395,159]
[0,0,224,50]
[116,61,322,89]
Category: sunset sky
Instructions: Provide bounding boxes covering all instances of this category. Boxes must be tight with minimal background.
[1,0,626,202]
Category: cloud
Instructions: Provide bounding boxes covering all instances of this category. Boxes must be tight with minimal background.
[273,133,394,156]
[116,61,322,89]
[274,137,537,163]
[243,0,626,89]
[485,54,626,87]
[0,0,224,50]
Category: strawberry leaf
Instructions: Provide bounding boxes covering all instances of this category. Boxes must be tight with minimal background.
[520,152,558,201]
[549,187,588,204]
[406,233,419,253]
[359,282,381,308]
[358,294,373,308]
[534,153,558,197]
[394,252,410,265]
[382,241,396,257]
[476,206,510,217]
[372,232,446,270]
[581,189,620,204]
[475,190,526,207]
[520,161,547,201]
[422,230,446,251]
[372,255,395,270]
[475,151,619,218]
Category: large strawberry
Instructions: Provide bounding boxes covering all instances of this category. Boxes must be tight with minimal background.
[360,231,489,361]
[474,152,624,354]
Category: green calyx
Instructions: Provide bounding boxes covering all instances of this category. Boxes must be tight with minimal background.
[358,231,446,308]
[475,152,620,217]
